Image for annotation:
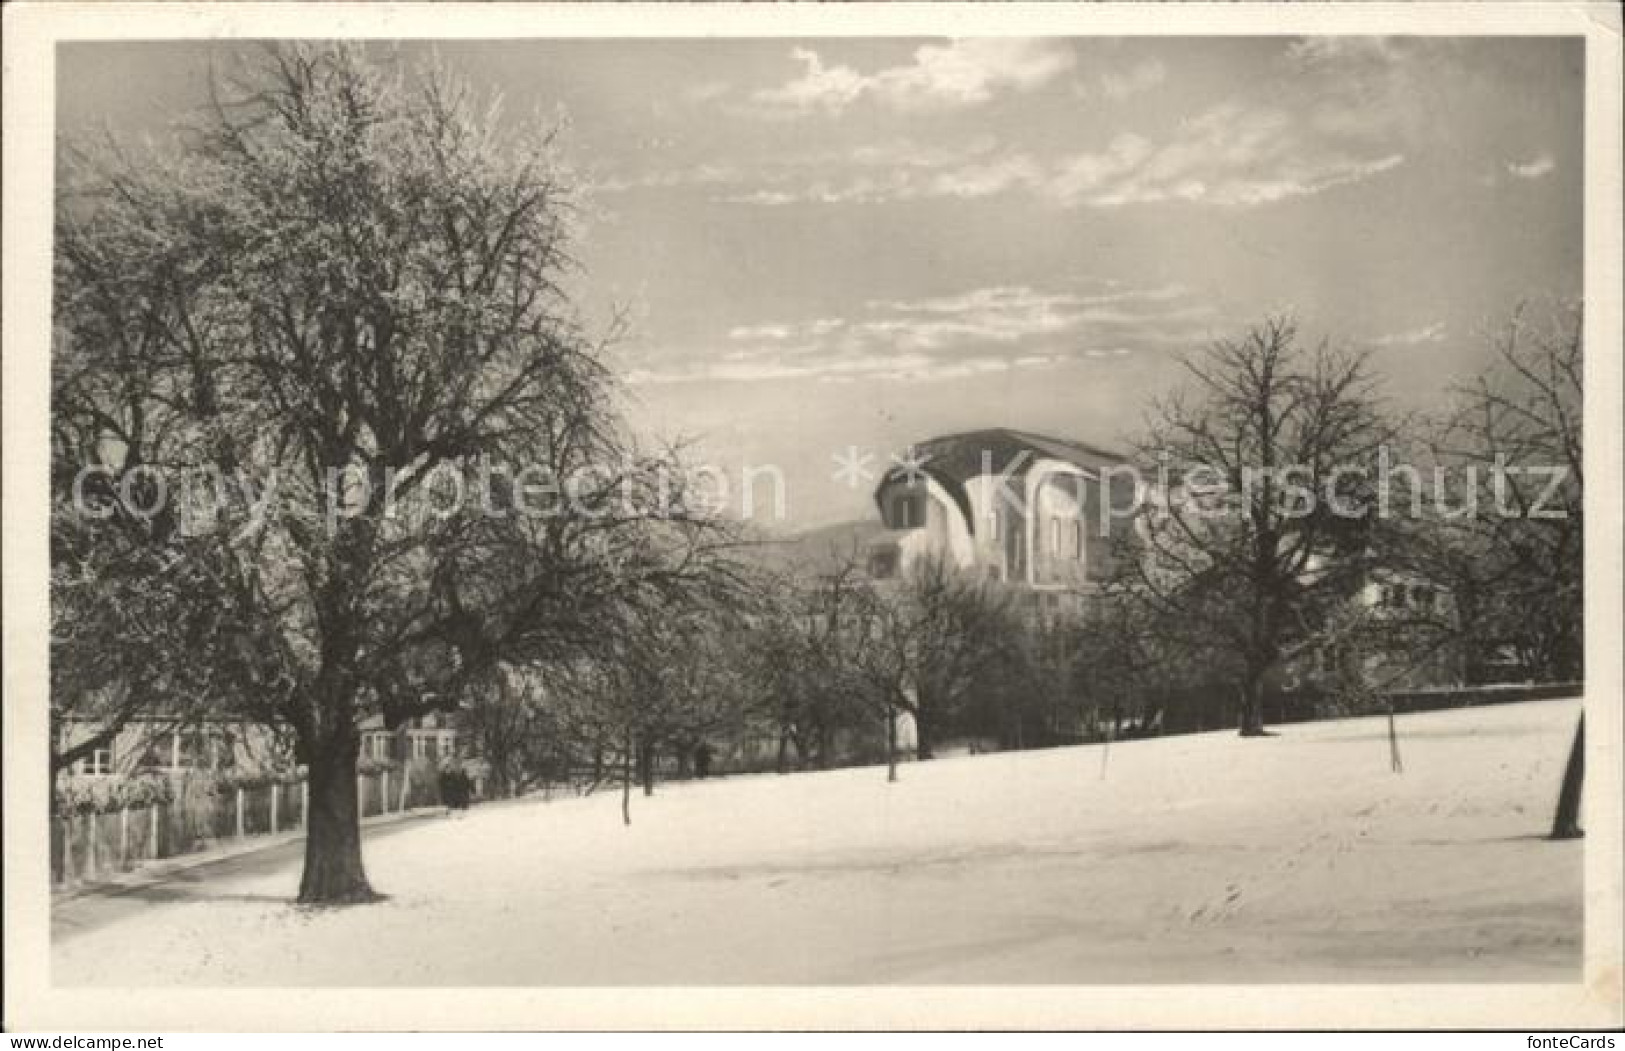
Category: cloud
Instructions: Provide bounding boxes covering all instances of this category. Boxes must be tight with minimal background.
[594,137,999,199]
[726,323,795,341]
[727,319,843,341]
[629,281,1221,385]
[1283,37,1465,151]
[593,162,747,194]
[1095,59,1168,100]
[1507,153,1555,180]
[1285,36,1406,71]
[1369,322,1447,346]
[1060,104,1404,208]
[1045,134,1155,204]
[924,154,1047,199]
[684,81,731,104]
[713,104,1404,210]
[610,46,1409,212]
[755,48,867,114]
[752,39,1075,116]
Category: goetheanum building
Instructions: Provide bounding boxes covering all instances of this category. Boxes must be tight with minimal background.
[865,428,1142,608]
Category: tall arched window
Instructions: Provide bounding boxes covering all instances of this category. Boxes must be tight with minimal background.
[891,493,924,529]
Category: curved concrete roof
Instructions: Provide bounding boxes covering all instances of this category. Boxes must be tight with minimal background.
[873,427,1132,522]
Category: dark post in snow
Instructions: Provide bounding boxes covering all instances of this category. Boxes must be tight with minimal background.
[1549,712,1584,840]
[622,730,634,828]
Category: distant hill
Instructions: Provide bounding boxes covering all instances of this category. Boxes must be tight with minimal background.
[737,518,885,577]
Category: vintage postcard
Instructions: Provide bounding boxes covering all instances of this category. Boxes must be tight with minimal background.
[4,1,1621,1032]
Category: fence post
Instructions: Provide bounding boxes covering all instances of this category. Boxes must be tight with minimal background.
[356,773,364,819]
[119,807,130,872]
[301,781,309,829]
[86,812,98,881]
[270,782,279,833]
[150,804,160,860]
[400,765,411,811]
[62,816,74,885]
[382,770,390,814]
[236,787,246,839]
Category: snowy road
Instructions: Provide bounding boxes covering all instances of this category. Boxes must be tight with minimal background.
[52,812,441,943]
[53,699,1584,985]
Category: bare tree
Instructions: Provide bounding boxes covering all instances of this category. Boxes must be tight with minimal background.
[50,216,251,787]
[856,553,1025,771]
[1425,302,1583,684]
[1120,318,1393,736]
[47,528,226,784]
[54,44,735,903]
[456,665,574,799]
[748,560,876,772]
[560,599,756,824]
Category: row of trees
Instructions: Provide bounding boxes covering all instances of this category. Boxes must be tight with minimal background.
[724,303,1586,764]
[1109,305,1582,736]
[454,552,1037,807]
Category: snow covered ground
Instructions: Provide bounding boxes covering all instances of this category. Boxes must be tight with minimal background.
[53,698,1583,985]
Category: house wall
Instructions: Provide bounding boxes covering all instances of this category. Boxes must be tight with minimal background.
[56,719,285,777]
[360,726,463,764]
[874,474,976,574]
[1029,470,1092,586]
[358,711,464,764]
[871,452,1136,592]
[1025,458,1111,587]
[961,474,1025,581]
[60,712,465,777]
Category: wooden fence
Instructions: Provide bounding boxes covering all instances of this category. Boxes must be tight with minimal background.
[52,761,450,888]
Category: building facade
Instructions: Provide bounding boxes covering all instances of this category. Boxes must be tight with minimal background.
[864,428,1468,708]
[54,715,286,778]
[57,710,464,778]
[864,428,1141,608]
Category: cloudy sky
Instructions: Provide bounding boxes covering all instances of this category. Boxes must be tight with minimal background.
[59,37,1583,528]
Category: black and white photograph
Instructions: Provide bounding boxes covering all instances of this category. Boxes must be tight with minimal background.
[4,1,1622,1033]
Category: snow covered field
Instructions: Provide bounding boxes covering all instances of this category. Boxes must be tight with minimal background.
[53,699,1583,985]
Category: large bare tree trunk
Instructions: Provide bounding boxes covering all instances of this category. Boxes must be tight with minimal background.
[885,706,898,783]
[1549,713,1584,840]
[297,732,376,904]
[639,740,655,797]
[1238,670,1268,737]
[913,706,935,761]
